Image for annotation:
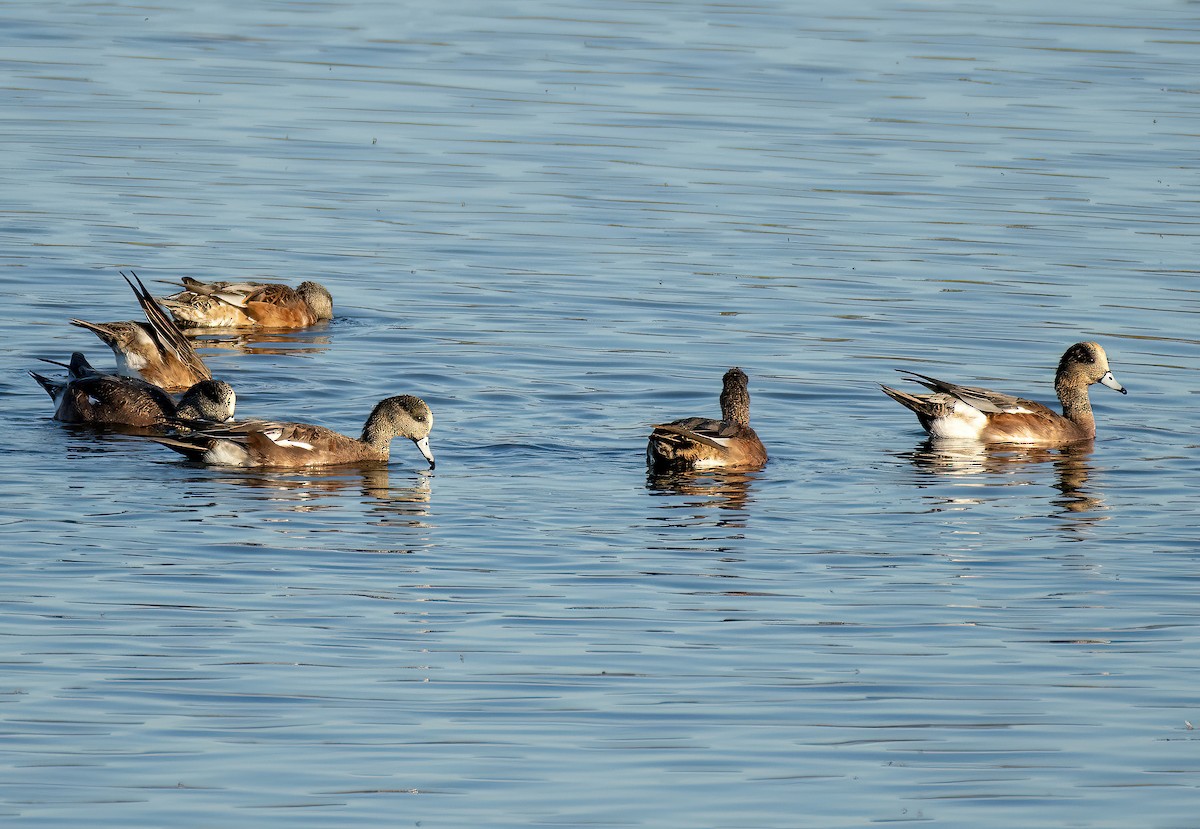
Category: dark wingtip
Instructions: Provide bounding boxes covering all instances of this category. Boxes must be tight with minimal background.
[121,270,150,299]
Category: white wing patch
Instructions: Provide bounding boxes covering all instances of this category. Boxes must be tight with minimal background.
[271,438,315,451]
[214,290,250,308]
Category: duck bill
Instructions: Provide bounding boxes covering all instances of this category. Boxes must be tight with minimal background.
[69,318,118,345]
[414,436,435,469]
[1099,371,1127,395]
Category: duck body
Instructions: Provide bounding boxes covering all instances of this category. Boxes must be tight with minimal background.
[150,395,434,469]
[647,367,768,472]
[32,369,175,427]
[881,341,1127,446]
[71,272,211,391]
[30,353,235,427]
[159,277,333,329]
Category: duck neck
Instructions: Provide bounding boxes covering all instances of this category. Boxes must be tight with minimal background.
[360,421,393,455]
[720,386,751,426]
[1055,377,1095,438]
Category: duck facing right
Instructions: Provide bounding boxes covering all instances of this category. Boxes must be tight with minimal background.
[880,341,1127,446]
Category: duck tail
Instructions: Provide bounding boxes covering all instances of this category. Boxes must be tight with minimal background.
[28,370,60,399]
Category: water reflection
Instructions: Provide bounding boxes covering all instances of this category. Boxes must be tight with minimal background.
[899,439,1107,528]
[194,465,432,521]
[53,420,171,448]
[186,328,332,356]
[646,468,760,526]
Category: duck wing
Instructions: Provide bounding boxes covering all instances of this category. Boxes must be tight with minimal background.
[123,271,212,381]
[897,370,1048,415]
[650,416,738,450]
[61,375,175,425]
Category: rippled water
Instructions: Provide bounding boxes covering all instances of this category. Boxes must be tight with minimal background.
[3,1,1199,826]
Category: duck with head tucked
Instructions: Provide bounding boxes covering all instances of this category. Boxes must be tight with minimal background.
[647,367,768,472]
[70,272,212,392]
[158,276,333,329]
[30,352,235,428]
[880,341,1127,445]
[148,395,435,470]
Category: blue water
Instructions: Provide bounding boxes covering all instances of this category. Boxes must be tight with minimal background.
[2,1,1199,826]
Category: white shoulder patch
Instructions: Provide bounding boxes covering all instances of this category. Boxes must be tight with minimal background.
[214,290,249,308]
[273,438,315,451]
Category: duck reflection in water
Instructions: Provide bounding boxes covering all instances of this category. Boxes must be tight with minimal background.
[184,329,333,357]
[646,468,761,525]
[900,438,1106,527]
[186,464,432,520]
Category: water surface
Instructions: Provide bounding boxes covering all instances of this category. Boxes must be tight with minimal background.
[2,1,1199,826]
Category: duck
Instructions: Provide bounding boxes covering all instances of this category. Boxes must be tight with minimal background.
[173,380,237,423]
[647,367,768,471]
[157,277,333,329]
[70,272,212,391]
[148,395,435,469]
[30,352,236,427]
[880,341,1127,445]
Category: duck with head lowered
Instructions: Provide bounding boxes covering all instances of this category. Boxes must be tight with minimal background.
[70,272,212,392]
[157,276,333,329]
[148,395,435,470]
[30,352,235,428]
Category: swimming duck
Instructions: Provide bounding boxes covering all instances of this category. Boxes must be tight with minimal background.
[158,277,333,329]
[70,272,212,391]
[30,352,235,427]
[647,367,768,471]
[148,395,435,469]
[880,341,1127,445]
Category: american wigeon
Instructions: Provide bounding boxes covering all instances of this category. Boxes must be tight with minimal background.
[149,395,435,469]
[173,380,238,423]
[158,277,333,329]
[30,352,236,427]
[70,272,212,391]
[647,367,768,471]
[880,341,1127,445]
